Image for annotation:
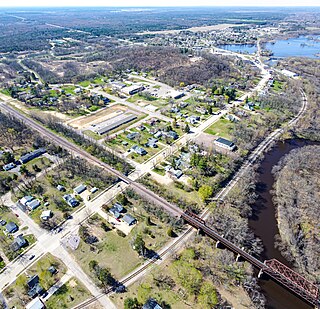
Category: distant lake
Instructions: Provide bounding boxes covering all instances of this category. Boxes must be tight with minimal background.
[265,36,320,59]
[217,44,257,54]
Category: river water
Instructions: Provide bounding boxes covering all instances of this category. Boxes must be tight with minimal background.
[249,139,319,309]
[218,36,320,58]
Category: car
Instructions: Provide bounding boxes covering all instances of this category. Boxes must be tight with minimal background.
[29,255,35,260]
[14,213,19,217]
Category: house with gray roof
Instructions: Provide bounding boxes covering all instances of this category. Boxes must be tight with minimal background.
[6,222,18,233]
[74,184,87,195]
[123,214,137,226]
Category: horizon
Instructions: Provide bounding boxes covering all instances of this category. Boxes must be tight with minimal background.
[0,1,319,8]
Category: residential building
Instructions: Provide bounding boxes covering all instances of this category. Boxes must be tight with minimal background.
[20,195,34,206]
[11,235,27,252]
[164,131,179,140]
[143,298,163,309]
[19,148,46,164]
[27,199,41,211]
[131,145,148,156]
[123,84,145,95]
[27,275,44,298]
[40,210,52,221]
[3,162,16,171]
[214,137,236,151]
[127,132,139,140]
[25,297,45,309]
[74,184,87,195]
[123,214,137,226]
[6,222,18,233]
[63,194,79,207]
[168,90,185,100]
[154,131,163,139]
[56,185,66,192]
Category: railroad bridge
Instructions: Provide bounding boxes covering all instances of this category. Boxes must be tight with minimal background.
[182,211,320,308]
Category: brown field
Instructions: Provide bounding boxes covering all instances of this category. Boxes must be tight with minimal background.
[67,104,139,129]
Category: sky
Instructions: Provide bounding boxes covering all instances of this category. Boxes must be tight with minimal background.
[0,0,319,7]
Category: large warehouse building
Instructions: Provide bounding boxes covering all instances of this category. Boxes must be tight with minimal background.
[90,113,137,135]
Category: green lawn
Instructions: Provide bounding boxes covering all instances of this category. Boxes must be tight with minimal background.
[271,80,284,92]
[61,85,76,95]
[83,130,104,140]
[70,215,142,281]
[46,277,92,309]
[204,119,234,139]
[78,80,91,87]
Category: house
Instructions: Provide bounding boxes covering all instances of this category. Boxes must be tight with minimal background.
[110,82,126,90]
[170,106,180,113]
[214,137,236,151]
[148,138,158,144]
[109,208,121,219]
[187,115,199,125]
[27,275,44,298]
[6,222,18,233]
[123,214,137,226]
[226,114,240,122]
[244,103,254,111]
[109,202,124,218]
[168,90,185,100]
[63,194,79,207]
[127,132,139,140]
[123,84,145,96]
[154,131,162,139]
[19,148,46,164]
[179,102,188,108]
[165,131,179,140]
[56,184,66,192]
[168,169,183,179]
[147,142,158,148]
[143,298,163,309]
[20,195,34,206]
[74,184,87,195]
[3,162,16,171]
[27,199,41,211]
[25,297,45,309]
[40,210,52,221]
[131,145,148,156]
[11,234,27,252]
[137,125,146,131]
[195,106,207,114]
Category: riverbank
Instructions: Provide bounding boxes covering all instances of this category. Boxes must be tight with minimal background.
[249,139,318,309]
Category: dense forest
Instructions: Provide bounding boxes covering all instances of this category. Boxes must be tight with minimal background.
[272,146,320,281]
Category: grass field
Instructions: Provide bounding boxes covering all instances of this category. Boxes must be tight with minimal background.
[70,214,142,281]
[204,119,234,139]
[46,277,92,309]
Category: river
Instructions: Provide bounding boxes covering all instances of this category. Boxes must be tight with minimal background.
[218,36,320,59]
[249,139,319,309]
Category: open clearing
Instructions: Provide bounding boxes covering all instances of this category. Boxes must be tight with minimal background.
[137,23,239,35]
[67,104,139,130]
